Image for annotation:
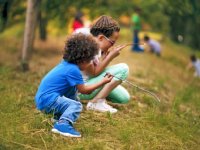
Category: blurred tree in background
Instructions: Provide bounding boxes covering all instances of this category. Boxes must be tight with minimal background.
[0,0,199,51]
[0,0,25,32]
[164,0,200,50]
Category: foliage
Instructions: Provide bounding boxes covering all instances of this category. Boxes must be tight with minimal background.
[164,0,200,49]
[0,0,200,49]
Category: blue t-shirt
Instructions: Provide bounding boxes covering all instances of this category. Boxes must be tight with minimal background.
[35,60,84,110]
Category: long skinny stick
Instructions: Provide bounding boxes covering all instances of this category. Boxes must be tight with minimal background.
[122,78,160,102]
[105,73,161,102]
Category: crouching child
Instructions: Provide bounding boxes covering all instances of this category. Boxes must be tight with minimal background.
[35,33,113,137]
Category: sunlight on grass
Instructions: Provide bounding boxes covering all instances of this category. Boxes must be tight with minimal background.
[0,23,24,38]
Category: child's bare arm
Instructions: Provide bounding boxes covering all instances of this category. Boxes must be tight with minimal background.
[77,74,113,94]
[86,44,131,76]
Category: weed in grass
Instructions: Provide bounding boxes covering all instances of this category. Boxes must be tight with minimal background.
[117,123,135,144]
[106,112,117,126]
[80,125,96,137]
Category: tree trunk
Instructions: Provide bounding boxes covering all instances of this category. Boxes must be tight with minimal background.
[38,11,47,41]
[21,0,40,71]
[0,1,10,32]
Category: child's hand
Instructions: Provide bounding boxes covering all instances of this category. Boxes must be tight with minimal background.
[102,73,113,84]
[108,44,131,59]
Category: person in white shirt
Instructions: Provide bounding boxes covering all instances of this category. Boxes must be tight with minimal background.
[187,54,200,77]
[144,35,161,56]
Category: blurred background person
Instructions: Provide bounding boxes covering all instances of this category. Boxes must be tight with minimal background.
[187,54,200,77]
[131,7,143,52]
[73,10,92,35]
[144,35,162,56]
[72,11,84,32]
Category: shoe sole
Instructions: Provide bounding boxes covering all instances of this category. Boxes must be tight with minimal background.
[52,128,81,138]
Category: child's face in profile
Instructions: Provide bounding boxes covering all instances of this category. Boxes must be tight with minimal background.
[97,31,119,53]
[78,60,93,71]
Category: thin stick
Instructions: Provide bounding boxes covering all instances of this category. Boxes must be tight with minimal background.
[105,73,160,102]
[124,43,145,46]
[123,79,161,102]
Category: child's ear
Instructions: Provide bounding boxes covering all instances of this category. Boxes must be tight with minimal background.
[98,35,104,41]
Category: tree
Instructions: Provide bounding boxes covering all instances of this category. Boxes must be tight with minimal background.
[0,0,12,32]
[165,0,200,49]
[21,0,41,71]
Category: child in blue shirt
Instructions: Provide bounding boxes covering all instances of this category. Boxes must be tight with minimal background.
[35,33,113,137]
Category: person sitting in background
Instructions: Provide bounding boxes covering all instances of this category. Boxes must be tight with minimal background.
[35,33,113,138]
[187,54,200,77]
[144,35,161,56]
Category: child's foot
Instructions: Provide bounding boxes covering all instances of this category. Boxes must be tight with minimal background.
[86,99,117,114]
[52,120,81,137]
[132,47,144,52]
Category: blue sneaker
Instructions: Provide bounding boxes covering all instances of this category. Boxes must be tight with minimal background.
[132,47,144,52]
[52,121,81,137]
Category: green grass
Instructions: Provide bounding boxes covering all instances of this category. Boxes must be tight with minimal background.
[0,27,200,149]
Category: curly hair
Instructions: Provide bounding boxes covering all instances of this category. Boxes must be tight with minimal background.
[190,54,196,62]
[90,15,120,38]
[63,33,99,64]
[144,35,150,41]
[75,11,84,24]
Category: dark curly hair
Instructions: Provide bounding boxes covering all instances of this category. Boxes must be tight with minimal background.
[190,54,196,62]
[90,15,120,38]
[144,35,150,41]
[75,11,84,24]
[63,33,99,64]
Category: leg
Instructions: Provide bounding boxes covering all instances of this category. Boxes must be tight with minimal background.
[132,30,143,52]
[107,85,130,104]
[133,30,139,50]
[45,96,82,137]
[79,63,130,113]
[92,79,122,102]
[45,96,82,124]
[92,63,130,103]
[79,63,129,102]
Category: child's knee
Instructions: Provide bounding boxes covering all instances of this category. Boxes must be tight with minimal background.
[77,102,83,111]
[72,101,83,112]
[116,63,129,80]
[121,63,129,77]
[111,90,130,104]
[119,92,130,104]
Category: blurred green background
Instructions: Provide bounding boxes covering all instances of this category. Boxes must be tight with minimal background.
[0,0,200,49]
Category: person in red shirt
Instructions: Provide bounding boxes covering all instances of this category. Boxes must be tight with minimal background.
[72,11,84,31]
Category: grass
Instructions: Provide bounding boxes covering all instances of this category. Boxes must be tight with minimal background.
[0,26,200,149]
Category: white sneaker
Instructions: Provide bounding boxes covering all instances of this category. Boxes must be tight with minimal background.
[86,99,118,114]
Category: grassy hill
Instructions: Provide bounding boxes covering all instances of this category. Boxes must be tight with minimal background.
[0,27,200,150]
